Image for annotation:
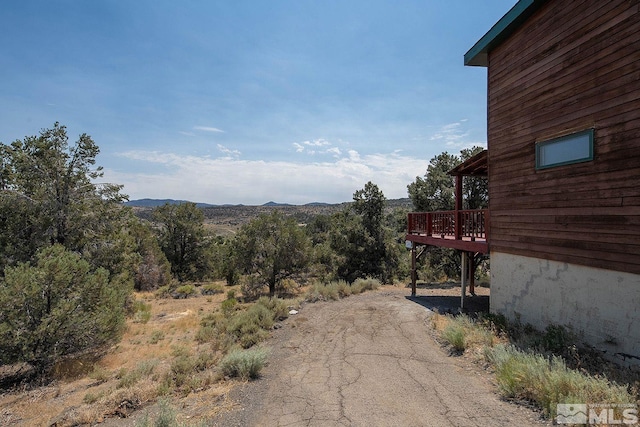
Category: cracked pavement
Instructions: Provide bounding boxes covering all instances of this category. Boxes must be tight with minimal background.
[214,287,548,427]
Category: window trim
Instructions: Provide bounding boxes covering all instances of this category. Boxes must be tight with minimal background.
[535,129,594,170]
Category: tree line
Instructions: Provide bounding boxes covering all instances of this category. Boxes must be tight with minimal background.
[0,123,486,375]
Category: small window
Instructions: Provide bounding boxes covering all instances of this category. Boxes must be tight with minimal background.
[536,129,594,169]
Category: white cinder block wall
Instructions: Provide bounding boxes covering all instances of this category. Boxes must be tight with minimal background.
[491,252,640,366]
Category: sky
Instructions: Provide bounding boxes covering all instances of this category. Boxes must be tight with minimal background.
[1,1,517,205]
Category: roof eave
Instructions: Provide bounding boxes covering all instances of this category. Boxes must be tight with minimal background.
[464,0,548,67]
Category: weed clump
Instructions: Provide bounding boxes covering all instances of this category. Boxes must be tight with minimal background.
[439,314,494,352]
[486,344,636,417]
[197,296,293,350]
[305,278,381,302]
[219,348,268,380]
[433,314,638,420]
[132,300,153,324]
[173,285,195,299]
[200,283,224,296]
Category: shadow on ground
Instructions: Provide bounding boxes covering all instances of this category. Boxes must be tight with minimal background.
[406,294,489,316]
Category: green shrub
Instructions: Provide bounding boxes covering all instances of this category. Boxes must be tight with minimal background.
[219,348,268,380]
[88,365,110,382]
[164,351,214,392]
[440,315,494,352]
[221,298,238,314]
[168,355,196,388]
[83,391,104,404]
[541,324,574,353]
[0,245,129,372]
[227,304,274,348]
[117,360,158,388]
[442,323,467,352]
[486,344,635,417]
[196,311,236,351]
[351,277,380,293]
[200,283,224,296]
[305,279,380,302]
[306,282,340,301]
[478,312,509,335]
[136,398,176,427]
[155,285,172,298]
[256,296,290,321]
[133,299,153,324]
[240,276,265,301]
[173,284,195,298]
[149,330,165,344]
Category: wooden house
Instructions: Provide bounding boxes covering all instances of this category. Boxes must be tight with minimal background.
[408,0,640,365]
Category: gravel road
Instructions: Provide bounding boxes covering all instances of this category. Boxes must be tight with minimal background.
[212,287,549,427]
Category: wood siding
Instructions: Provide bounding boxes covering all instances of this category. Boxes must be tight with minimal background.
[487,0,640,274]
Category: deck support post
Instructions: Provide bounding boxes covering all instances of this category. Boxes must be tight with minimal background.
[455,175,463,240]
[469,252,476,296]
[461,251,468,310]
[410,243,417,296]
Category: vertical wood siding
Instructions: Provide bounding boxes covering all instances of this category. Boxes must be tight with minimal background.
[487,0,640,274]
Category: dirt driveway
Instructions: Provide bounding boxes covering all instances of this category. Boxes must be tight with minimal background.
[212,287,549,427]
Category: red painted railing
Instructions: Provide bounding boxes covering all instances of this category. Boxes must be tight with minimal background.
[407,209,489,241]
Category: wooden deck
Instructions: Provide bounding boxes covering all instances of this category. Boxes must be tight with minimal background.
[405,210,489,253]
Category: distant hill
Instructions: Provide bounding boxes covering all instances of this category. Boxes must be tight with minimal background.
[127,197,414,237]
[262,201,294,207]
[125,198,218,208]
[126,198,412,210]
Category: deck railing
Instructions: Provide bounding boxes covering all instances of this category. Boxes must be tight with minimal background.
[407,209,489,241]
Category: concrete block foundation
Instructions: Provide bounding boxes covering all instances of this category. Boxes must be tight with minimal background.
[491,252,640,366]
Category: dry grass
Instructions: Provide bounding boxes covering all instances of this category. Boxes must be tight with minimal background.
[0,281,247,426]
[433,313,639,421]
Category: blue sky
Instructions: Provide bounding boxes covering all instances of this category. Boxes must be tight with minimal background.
[1,1,516,205]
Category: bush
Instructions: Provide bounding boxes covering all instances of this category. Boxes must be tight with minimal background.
[486,344,635,417]
[305,278,381,302]
[132,300,153,324]
[196,312,231,349]
[162,351,215,393]
[117,360,158,389]
[219,348,268,380]
[306,282,340,301]
[440,315,494,352]
[155,285,172,298]
[149,330,165,344]
[256,296,290,321]
[220,298,238,315]
[173,284,195,299]
[351,277,380,293]
[240,275,265,301]
[200,283,224,295]
[0,245,129,372]
[227,304,274,348]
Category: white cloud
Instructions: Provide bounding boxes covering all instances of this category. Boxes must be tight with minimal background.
[193,126,225,133]
[217,144,241,158]
[107,149,431,205]
[327,147,342,157]
[303,138,330,147]
[430,121,485,151]
[292,138,336,156]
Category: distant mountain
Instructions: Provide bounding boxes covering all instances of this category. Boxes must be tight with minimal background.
[125,198,217,208]
[262,201,293,207]
[126,198,411,209]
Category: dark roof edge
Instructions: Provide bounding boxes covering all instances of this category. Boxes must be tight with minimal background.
[464,0,548,67]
